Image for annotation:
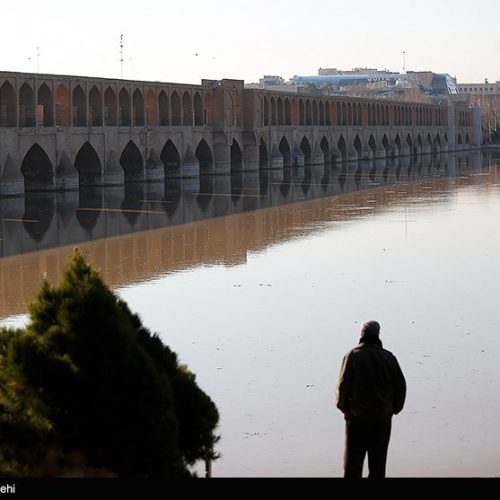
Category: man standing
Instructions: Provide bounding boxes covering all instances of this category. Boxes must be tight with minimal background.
[336,321,406,479]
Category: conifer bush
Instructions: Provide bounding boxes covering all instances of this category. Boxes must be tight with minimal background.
[0,250,219,477]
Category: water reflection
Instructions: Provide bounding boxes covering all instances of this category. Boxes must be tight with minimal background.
[0,151,494,319]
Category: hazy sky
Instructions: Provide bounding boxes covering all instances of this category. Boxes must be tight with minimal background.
[1,0,499,84]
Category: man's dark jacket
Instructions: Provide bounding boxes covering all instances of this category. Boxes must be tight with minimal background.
[336,337,406,419]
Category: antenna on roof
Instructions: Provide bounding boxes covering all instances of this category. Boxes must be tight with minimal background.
[403,51,406,74]
[120,34,124,79]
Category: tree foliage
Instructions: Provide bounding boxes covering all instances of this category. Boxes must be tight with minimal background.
[0,250,219,477]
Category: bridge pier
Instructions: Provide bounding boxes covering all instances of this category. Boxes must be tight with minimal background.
[146,150,164,182]
[293,146,305,167]
[181,147,200,178]
[104,150,125,186]
[0,155,24,196]
[55,151,78,191]
[242,144,259,172]
[214,144,231,175]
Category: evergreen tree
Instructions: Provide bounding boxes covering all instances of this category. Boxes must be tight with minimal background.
[0,250,219,477]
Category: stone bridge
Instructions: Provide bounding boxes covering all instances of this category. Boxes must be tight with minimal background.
[0,71,481,195]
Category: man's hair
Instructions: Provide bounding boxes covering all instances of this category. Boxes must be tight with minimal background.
[360,320,380,338]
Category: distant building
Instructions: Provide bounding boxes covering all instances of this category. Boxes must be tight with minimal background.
[457,80,500,100]
[244,75,298,93]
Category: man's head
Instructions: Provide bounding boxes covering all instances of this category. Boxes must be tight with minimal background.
[360,320,381,339]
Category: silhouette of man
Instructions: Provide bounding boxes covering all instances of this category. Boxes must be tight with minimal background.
[336,321,406,479]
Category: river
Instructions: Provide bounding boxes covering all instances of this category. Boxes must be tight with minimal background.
[1,150,499,477]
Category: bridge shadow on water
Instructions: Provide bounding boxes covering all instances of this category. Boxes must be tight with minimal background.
[0,151,487,261]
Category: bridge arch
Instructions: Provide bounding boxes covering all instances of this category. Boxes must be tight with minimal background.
[104,87,117,126]
[306,100,312,126]
[320,136,330,167]
[73,85,87,127]
[416,134,423,154]
[285,98,291,125]
[277,97,284,126]
[146,89,157,126]
[0,81,16,126]
[37,83,53,127]
[382,134,390,155]
[21,143,54,191]
[319,101,325,126]
[337,135,347,161]
[171,91,181,126]
[160,140,181,176]
[336,102,341,126]
[353,135,362,159]
[325,102,331,126]
[263,97,269,126]
[194,92,203,126]
[299,100,305,125]
[300,136,312,165]
[74,142,102,186]
[270,97,276,126]
[119,88,131,126]
[230,139,243,171]
[394,134,402,155]
[55,84,70,126]
[368,135,377,157]
[406,134,412,153]
[19,82,35,127]
[278,137,292,167]
[312,100,318,125]
[195,139,213,174]
[159,90,169,126]
[204,92,214,126]
[182,91,193,126]
[133,89,145,126]
[465,133,470,145]
[89,86,102,127]
[120,141,144,181]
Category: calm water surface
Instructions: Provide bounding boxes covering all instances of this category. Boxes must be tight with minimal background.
[1,152,500,477]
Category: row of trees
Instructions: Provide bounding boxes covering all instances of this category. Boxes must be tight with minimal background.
[0,251,219,477]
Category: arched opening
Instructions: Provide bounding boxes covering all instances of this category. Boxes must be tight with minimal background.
[457,134,463,145]
[55,84,70,126]
[427,133,433,150]
[278,137,292,167]
[133,89,145,126]
[230,139,243,171]
[285,98,291,125]
[465,133,470,145]
[73,85,87,127]
[120,141,144,182]
[417,134,423,154]
[319,101,325,126]
[104,87,117,126]
[353,135,363,159]
[436,134,442,146]
[270,97,276,126]
[300,136,312,165]
[325,102,331,125]
[382,134,390,155]
[182,91,193,126]
[368,135,377,156]
[37,83,53,127]
[347,103,352,126]
[159,91,169,126]
[204,92,213,126]
[320,136,330,167]
[337,102,342,126]
[89,86,102,127]
[341,102,347,126]
[195,139,213,174]
[312,100,318,125]
[171,91,181,126]
[74,142,102,186]
[19,83,35,127]
[194,92,203,126]
[291,98,298,125]
[259,138,268,169]
[160,140,181,176]
[395,134,402,155]
[0,81,16,126]
[337,135,347,161]
[406,134,413,152]
[306,100,312,125]
[277,97,284,126]
[146,89,157,126]
[263,97,269,126]
[299,100,305,125]
[119,88,131,126]
[21,144,54,191]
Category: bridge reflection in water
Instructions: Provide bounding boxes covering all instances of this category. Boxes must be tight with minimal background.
[0,151,488,319]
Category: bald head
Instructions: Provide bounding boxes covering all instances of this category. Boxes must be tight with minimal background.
[360,321,380,339]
